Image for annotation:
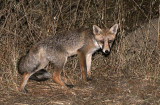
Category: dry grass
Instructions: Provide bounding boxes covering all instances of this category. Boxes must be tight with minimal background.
[0,0,159,104]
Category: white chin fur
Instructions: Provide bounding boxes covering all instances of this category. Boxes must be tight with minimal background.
[99,44,103,49]
[103,49,106,53]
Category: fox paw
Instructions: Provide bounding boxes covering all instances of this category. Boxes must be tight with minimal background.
[20,88,28,93]
[86,77,92,81]
[66,84,74,88]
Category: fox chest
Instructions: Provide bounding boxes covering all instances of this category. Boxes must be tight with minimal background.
[65,41,84,56]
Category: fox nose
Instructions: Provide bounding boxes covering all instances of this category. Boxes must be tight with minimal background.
[104,50,110,55]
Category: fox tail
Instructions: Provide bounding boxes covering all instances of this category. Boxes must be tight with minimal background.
[29,69,50,81]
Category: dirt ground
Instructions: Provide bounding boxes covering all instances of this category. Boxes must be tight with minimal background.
[1,74,160,105]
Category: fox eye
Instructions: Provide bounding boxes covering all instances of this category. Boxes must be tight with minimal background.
[108,40,113,43]
[100,40,104,44]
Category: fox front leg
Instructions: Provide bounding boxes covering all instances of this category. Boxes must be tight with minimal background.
[86,53,92,80]
[77,50,91,81]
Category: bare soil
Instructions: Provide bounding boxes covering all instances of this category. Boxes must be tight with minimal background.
[1,74,160,104]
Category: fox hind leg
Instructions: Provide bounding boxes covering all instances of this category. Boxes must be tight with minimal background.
[52,57,74,88]
[19,73,32,93]
[19,61,48,93]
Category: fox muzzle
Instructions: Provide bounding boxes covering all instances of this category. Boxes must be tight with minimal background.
[102,49,110,55]
[102,43,110,55]
[104,50,110,55]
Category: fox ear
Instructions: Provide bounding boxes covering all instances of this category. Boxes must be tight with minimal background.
[93,25,102,35]
[109,24,118,34]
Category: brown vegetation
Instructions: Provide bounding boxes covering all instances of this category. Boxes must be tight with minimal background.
[0,0,159,104]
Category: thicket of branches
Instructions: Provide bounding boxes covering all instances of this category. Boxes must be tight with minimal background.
[0,0,159,93]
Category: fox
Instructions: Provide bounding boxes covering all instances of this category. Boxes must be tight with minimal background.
[18,24,119,93]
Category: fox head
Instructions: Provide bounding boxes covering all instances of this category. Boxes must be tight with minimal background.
[93,24,119,55]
